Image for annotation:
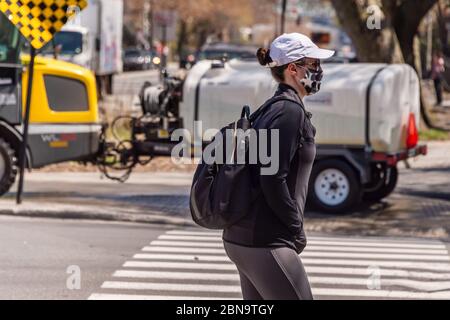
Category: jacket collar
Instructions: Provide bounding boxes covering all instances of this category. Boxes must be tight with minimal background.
[275,83,303,104]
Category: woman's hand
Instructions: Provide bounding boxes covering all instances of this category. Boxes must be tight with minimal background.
[294,229,307,254]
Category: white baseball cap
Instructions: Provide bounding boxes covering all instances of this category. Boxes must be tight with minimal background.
[268,33,335,67]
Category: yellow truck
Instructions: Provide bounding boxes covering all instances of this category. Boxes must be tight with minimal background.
[0,15,102,195]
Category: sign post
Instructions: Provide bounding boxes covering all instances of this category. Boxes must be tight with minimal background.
[0,0,87,204]
[16,46,35,204]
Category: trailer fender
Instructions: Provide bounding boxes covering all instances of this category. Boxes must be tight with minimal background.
[0,120,33,169]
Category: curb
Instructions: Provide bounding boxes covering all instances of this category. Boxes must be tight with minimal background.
[0,201,196,227]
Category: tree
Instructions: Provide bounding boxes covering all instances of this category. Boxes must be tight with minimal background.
[153,0,255,59]
[331,0,440,128]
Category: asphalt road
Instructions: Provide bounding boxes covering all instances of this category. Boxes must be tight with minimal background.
[0,216,166,300]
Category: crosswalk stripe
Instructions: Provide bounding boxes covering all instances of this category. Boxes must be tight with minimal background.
[309,277,450,292]
[133,253,231,262]
[143,246,225,254]
[158,235,446,249]
[305,236,443,245]
[150,240,448,254]
[158,235,224,242]
[143,246,450,261]
[112,269,450,291]
[302,252,449,261]
[167,231,445,246]
[306,266,450,279]
[113,270,239,281]
[102,281,241,293]
[167,230,222,237]
[88,293,236,300]
[303,259,450,272]
[102,278,450,293]
[122,261,450,280]
[306,240,446,249]
[164,232,445,244]
[123,261,237,271]
[311,288,450,300]
[133,253,450,272]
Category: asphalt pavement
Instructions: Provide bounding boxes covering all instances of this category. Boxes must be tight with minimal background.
[0,216,167,300]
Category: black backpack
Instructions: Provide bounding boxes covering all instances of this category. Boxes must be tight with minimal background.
[189,96,307,230]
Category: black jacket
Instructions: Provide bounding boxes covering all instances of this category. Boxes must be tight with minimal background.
[222,83,317,253]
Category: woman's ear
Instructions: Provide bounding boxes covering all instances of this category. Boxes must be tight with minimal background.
[286,63,299,77]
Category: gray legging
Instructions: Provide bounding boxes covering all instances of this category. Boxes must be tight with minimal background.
[223,241,314,300]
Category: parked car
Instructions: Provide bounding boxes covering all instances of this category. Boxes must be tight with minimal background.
[123,48,156,71]
[198,43,257,61]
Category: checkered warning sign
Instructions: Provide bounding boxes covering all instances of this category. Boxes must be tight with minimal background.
[0,0,87,49]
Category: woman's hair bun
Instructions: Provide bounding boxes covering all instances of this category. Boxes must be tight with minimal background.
[257,48,273,66]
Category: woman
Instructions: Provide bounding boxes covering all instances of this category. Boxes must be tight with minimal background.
[432,53,445,106]
[222,33,334,300]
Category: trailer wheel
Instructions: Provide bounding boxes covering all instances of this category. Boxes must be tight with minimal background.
[0,139,18,196]
[309,159,362,214]
[363,166,398,202]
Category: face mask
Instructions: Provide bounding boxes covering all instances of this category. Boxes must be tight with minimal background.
[297,65,323,95]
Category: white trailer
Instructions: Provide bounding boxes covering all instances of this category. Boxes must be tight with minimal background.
[42,0,124,96]
[140,60,428,213]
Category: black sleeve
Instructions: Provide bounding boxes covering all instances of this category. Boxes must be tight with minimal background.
[259,101,305,237]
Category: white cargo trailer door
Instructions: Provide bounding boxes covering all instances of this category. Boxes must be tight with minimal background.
[97,0,123,75]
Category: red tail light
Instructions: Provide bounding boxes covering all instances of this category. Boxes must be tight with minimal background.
[406,113,419,149]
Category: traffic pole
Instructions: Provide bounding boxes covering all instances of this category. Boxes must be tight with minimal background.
[281,0,287,34]
[16,47,36,205]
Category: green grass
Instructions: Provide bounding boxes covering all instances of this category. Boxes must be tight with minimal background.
[419,129,450,141]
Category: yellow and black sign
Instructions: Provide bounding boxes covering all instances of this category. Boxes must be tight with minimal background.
[0,0,87,49]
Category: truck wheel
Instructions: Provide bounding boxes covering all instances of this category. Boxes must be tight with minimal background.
[309,159,362,214]
[0,139,18,196]
[363,166,398,202]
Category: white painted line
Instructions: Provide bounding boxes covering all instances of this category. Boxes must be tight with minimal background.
[301,252,450,261]
[123,261,450,280]
[113,270,239,281]
[169,231,445,246]
[168,230,222,237]
[143,246,449,261]
[309,236,444,245]
[102,281,241,293]
[302,259,450,272]
[305,266,450,280]
[305,246,448,254]
[151,241,224,248]
[150,241,448,254]
[143,246,225,255]
[307,240,446,250]
[312,288,450,300]
[88,293,237,301]
[308,277,450,292]
[133,253,450,272]
[123,261,237,271]
[133,253,231,262]
[159,235,446,249]
[159,235,223,242]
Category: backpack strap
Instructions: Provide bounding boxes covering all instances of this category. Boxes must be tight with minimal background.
[249,96,311,148]
[249,96,309,124]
